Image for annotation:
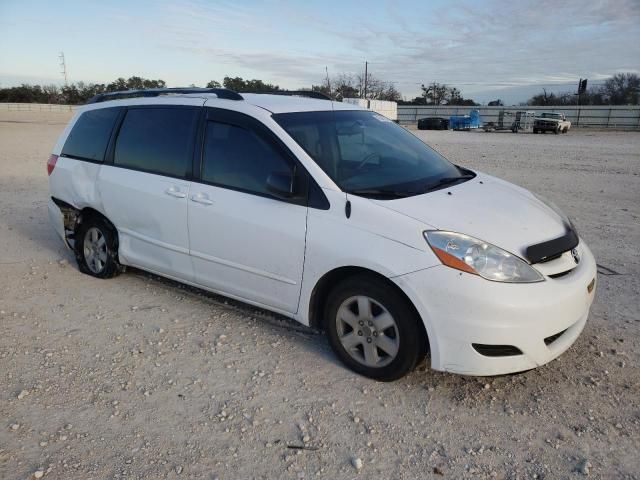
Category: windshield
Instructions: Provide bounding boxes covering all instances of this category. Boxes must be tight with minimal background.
[541,113,562,119]
[273,110,471,198]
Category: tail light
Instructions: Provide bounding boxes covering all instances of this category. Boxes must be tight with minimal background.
[47,154,58,176]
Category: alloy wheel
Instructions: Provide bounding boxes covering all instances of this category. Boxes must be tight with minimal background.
[83,227,107,274]
[335,295,400,368]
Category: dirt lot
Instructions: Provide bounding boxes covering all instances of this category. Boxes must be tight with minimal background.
[1,110,639,480]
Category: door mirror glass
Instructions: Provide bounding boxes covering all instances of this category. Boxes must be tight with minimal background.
[266,172,294,198]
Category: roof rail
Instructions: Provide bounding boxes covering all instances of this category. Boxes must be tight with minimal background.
[86,87,243,104]
[244,90,332,101]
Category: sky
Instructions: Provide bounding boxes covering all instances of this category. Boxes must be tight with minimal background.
[1,0,639,104]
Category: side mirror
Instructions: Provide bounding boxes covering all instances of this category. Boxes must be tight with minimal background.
[266,171,294,198]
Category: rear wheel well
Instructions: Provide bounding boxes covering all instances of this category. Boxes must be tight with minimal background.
[309,266,428,349]
[78,207,109,226]
[74,208,120,257]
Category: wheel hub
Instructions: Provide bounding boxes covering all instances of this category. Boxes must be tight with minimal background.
[83,227,108,274]
[335,295,400,368]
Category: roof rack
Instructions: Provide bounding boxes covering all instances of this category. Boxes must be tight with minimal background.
[86,87,244,104]
[244,90,332,101]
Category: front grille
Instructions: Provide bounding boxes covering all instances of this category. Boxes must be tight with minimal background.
[536,253,563,264]
[548,269,573,279]
[525,227,579,264]
[544,329,568,346]
[472,344,523,357]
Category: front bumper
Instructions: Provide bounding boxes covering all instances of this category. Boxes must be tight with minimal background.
[394,241,597,376]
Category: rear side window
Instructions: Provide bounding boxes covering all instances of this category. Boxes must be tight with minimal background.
[202,121,292,195]
[62,107,121,161]
[114,107,199,178]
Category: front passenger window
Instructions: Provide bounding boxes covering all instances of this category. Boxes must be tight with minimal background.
[202,121,292,196]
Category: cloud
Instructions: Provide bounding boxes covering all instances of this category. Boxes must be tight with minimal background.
[142,0,640,99]
[3,0,636,102]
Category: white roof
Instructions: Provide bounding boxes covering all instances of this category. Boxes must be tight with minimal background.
[81,92,366,114]
[240,93,363,113]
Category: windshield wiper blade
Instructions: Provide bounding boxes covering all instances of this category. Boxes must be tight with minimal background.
[438,174,475,185]
[347,188,415,198]
[422,174,475,192]
[348,174,475,198]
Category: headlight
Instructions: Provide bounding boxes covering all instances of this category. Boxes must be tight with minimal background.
[424,231,544,283]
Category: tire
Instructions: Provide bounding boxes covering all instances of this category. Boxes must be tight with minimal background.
[533,129,538,134]
[324,274,427,381]
[554,126,560,134]
[75,215,123,279]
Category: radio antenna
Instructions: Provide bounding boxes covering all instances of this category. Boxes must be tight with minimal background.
[325,66,332,99]
[59,52,68,86]
[325,66,334,110]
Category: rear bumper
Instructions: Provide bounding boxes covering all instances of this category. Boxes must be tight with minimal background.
[48,198,69,249]
[394,241,597,376]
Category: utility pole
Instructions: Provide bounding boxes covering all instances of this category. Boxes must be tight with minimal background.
[363,61,368,100]
[325,66,332,98]
[576,78,581,107]
[59,52,68,86]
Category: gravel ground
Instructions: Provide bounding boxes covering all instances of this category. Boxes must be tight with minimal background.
[1,111,639,480]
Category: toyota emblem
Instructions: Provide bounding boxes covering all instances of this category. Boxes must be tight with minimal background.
[571,248,580,264]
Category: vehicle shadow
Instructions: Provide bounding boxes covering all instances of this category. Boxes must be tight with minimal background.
[126,266,343,368]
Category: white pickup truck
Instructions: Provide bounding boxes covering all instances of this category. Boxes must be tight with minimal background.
[533,112,571,134]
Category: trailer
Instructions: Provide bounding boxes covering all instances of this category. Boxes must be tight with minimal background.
[449,110,482,130]
[483,110,536,133]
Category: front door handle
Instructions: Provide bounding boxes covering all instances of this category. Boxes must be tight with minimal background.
[165,187,186,198]
[190,193,214,205]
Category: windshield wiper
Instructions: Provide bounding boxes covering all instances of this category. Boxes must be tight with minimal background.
[347,174,475,198]
[346,188,416,199]
[423,174,475,192]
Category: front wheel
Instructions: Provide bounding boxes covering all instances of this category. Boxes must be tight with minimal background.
[75,216,123,279]
[325,275,427,381]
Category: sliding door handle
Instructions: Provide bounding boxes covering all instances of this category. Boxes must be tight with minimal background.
[165,187,187,198]
[190,193,214,205]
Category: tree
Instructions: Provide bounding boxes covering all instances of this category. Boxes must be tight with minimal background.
[222,76,280,92]
[600,73,639,105]
[206,80,221,88]
[356,73,401,101]
[527,88,558,106]
[104,76,165,92]
[332,74,360,100]
[526,73,639,106]
[416,82,477,106]
[420,83,449,105]
[313,72,400,101]
[488,99,503,106]
[311,83,331,96]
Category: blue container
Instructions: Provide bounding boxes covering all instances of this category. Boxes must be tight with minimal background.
[449,110,482,130]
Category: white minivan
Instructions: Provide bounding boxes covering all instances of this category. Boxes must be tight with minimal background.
[48,88,597,381]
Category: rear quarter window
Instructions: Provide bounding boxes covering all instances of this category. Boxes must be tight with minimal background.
[61,107,121,161]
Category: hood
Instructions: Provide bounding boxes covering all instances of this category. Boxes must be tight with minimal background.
[372,172,568,260]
